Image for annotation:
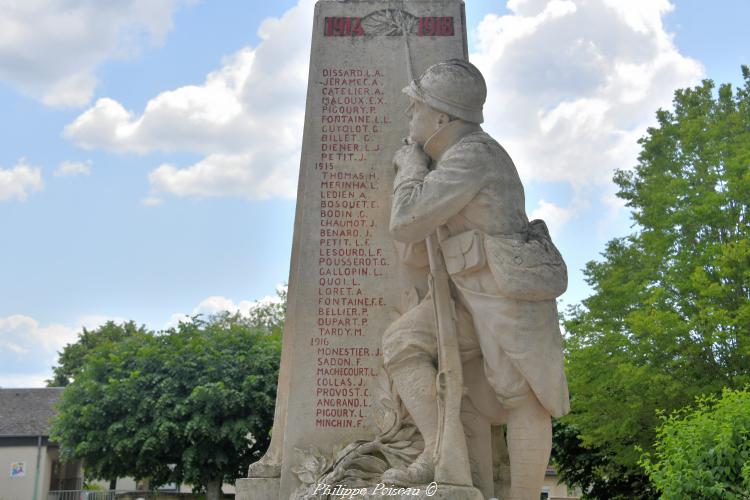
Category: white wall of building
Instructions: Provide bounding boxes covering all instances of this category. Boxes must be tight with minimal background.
[0,444,52,500]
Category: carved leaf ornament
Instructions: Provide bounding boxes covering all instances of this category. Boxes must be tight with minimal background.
[360,9,419,36]
[291,367,424,499]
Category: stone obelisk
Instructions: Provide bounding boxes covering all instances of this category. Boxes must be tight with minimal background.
[237,2,469,498]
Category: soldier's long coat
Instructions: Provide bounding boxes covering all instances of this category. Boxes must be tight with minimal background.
[384,120,570,418]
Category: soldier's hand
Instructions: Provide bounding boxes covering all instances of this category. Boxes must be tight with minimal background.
[393,143,430,173]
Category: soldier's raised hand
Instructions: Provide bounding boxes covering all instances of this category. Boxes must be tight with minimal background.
[393,142,430,173]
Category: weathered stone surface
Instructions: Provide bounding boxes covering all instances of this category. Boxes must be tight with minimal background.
[236,477,279,500]
[299,483,483,500]
[239,2,471,499]
[241,1,571,499]
[380,57,570,500]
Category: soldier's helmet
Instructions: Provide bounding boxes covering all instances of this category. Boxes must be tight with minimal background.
[403,59,487,124]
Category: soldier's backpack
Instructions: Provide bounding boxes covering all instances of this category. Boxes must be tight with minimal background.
[441,219,567,301]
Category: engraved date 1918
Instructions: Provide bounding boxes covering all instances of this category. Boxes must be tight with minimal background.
[324,16,454,37]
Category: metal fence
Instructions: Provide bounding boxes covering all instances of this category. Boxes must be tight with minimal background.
[50,478,85,491]
[48,492,117,500]
[48,492,214,500]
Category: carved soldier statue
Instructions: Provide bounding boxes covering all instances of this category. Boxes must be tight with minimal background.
[381,59,570,500]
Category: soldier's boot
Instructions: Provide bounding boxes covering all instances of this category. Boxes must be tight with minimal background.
[506,394,551,500]
[382,449,435,485]
[382,361,438,485]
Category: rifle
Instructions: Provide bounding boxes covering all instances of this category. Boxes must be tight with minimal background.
[426,233,473,486]
[400,16,472,488]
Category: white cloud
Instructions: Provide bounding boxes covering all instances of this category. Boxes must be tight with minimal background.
[148,153,298,200]
[61,0,702,205]
[0,0,184,107]
[529,199,577,237]
[141,196,164,207]
[0,158,43,201]
[54,160,92,177]
[41,71,98,108]
[76,315,127,331]
[0,315,75,385]
[0,373,51,389]
[64,0,314,200]
[165,286,286,329]
[596,183,631,237]
[0,313,127,388]
[472,0,703,190]
[0,294,288,387]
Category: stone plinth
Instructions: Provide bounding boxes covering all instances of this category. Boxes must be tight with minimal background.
[236,477,280,500]
[238,1,471,499]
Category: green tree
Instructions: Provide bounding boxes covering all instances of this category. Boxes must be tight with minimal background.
[50,314,281,500]
[640,388,750,499]
[242,286,287,334]
[552,421,655,499]
[48,321,147,387]
[557,67,750,497]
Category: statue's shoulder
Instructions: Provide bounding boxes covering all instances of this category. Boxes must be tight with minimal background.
[448,130,511,164]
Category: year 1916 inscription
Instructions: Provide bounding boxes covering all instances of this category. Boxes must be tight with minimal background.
[311,65,390,429]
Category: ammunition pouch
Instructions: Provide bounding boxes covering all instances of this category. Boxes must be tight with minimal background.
[440,220,567,301]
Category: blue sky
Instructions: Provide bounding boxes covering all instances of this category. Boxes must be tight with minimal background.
[1,0,748,387]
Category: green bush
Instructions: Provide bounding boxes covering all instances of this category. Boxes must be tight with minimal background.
[640,388,750,499]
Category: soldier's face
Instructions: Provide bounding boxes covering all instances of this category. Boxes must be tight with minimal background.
[406,99,442,146]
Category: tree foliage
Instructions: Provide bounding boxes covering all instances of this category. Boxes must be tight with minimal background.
[556,67,750,497]
[48,321,147,387]
[241,286,287,334]
[47,287,286,389]
[50,313,281,495]
[552,421,655,499]
[640,388,750,499]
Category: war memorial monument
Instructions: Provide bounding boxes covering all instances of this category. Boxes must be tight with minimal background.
[236,1,570,498]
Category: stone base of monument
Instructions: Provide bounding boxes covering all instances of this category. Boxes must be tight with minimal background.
[235,477,280,500]
[343,484,484,500]
[235,480,484,500]
[370,483,484,500]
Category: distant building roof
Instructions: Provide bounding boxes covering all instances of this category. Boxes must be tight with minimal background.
[0,388,64,437]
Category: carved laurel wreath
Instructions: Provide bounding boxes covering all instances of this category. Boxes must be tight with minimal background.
[290,365,424,499]
[360,9,420,36]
